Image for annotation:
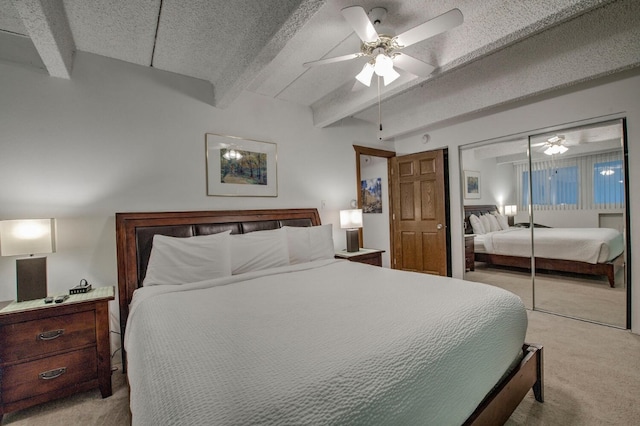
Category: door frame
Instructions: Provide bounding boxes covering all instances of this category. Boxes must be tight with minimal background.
[353,145,395,252]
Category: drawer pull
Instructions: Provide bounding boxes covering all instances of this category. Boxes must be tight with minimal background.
[39,367,67,380]
[38,329,65,341]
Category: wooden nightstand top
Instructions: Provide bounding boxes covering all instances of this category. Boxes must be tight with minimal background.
[334,248,385,259]
[0,286,114,316]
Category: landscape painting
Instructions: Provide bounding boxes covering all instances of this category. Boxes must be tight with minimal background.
[220,149,267,185]
[206,133,277,197]
[361,177,382,213]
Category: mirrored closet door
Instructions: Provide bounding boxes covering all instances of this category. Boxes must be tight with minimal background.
[528,120,627,327]
[461,119,628,328]
[460,138,533,309]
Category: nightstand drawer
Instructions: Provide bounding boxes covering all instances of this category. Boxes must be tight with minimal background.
[352,252,383,266]
[0,310,96,363]
[1,347,97,403]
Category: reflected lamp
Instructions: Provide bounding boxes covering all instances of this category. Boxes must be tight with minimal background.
[0,219,56,301]
[504,205,517,226]
[339,209,363,253]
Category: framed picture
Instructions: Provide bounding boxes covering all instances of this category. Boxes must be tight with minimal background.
[464,170,481,199]
[361,178,382,213]
[206,133,278,197]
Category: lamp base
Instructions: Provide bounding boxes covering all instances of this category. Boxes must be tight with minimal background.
[346,229,359,253]
[507,216,515,226]
[16,257,48,302]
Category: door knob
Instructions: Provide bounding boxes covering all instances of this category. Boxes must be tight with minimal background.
[437,223,443,230]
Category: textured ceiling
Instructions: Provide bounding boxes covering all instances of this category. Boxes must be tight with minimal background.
[1,0,638,139]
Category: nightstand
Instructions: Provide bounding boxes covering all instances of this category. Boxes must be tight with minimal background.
[0,286,115,419]
[465,235,475,271]
[335,248,385,267]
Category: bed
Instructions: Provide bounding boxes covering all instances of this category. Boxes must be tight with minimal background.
[116,208,543,425]
[464,205,624,287]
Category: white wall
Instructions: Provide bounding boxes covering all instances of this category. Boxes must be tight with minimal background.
[460,150,516,207]
[394,69,640,333]
[360,156,391,267]
[0,52,378,333]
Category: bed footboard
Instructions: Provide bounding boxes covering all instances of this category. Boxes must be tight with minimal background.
[464,343,543,426]
[476,252,619,287]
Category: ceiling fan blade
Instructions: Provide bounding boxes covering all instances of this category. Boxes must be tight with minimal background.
[392,53,436,77]
[341,6,379,43]
[303,53,361,68]
[395,8,463,48]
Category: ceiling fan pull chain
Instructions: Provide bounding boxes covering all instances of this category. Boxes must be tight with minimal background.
[378,75,383,137]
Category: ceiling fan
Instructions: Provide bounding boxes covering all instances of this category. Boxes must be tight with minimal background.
[303,6,464,87]
[533,135,569,155]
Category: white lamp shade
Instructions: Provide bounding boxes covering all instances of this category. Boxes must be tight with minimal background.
[340,209,363,229]
[355,62,375,87]
[0,219,56,256]
[544,144,568,155]
[373,53,393,76]
[382,67,400,85]
[504,205,517,216]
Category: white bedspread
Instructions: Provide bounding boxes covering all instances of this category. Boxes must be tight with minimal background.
[480,227,623,264]
[125,259,527,425]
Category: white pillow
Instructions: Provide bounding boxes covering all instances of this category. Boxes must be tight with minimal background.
[283,225,335,264]
[143,231,232,286]
[469,214,485,235]
[485,213,501,232]
[479,214,492,233]
[493,212,509,230]
[231,228,289,274]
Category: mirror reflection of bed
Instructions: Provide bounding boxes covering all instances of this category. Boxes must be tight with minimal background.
[460,119,627,328]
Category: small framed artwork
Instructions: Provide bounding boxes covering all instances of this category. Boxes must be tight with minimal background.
[206,133,278,197]
[361,178,383,213]
[464,170,481,199]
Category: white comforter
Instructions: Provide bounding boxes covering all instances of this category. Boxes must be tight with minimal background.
[480,227,623,264]
[125,259,527,425]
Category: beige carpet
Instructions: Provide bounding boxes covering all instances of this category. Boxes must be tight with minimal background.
[3,312,639,425]
[508,310,640,425]
[466,262,627,327]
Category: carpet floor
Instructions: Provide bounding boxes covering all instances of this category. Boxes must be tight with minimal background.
[466,262,627,327]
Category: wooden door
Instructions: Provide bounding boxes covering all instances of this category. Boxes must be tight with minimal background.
[391,149,448,275]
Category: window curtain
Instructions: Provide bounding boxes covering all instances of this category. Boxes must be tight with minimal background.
[515,150,622,211]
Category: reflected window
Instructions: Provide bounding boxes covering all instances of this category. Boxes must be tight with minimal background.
[522,166,578,206]
[594,160,624,205]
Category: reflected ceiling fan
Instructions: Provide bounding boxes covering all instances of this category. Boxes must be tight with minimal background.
[532,135,569,155]
[303,6,463,87]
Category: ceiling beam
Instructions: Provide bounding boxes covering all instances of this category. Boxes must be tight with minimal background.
[12,0,75,79]
[214,0,326,109]
[367,0,640,140]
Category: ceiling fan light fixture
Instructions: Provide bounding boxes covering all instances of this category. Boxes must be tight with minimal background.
[383,67,400,85]
[355,62,375,86]
[373,53,393,76]
[544,144,568,156]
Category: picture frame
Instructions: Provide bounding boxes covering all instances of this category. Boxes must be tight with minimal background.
[206,133,278,197]
[464,170,481,199]
[361,178,383,213]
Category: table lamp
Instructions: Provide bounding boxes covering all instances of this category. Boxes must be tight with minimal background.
[340,209,363,252]
[0,219,56,301]
[504,205,517,226]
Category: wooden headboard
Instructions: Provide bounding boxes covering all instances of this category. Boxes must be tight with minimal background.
[115,208,322,362]
[463,204,499,234]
